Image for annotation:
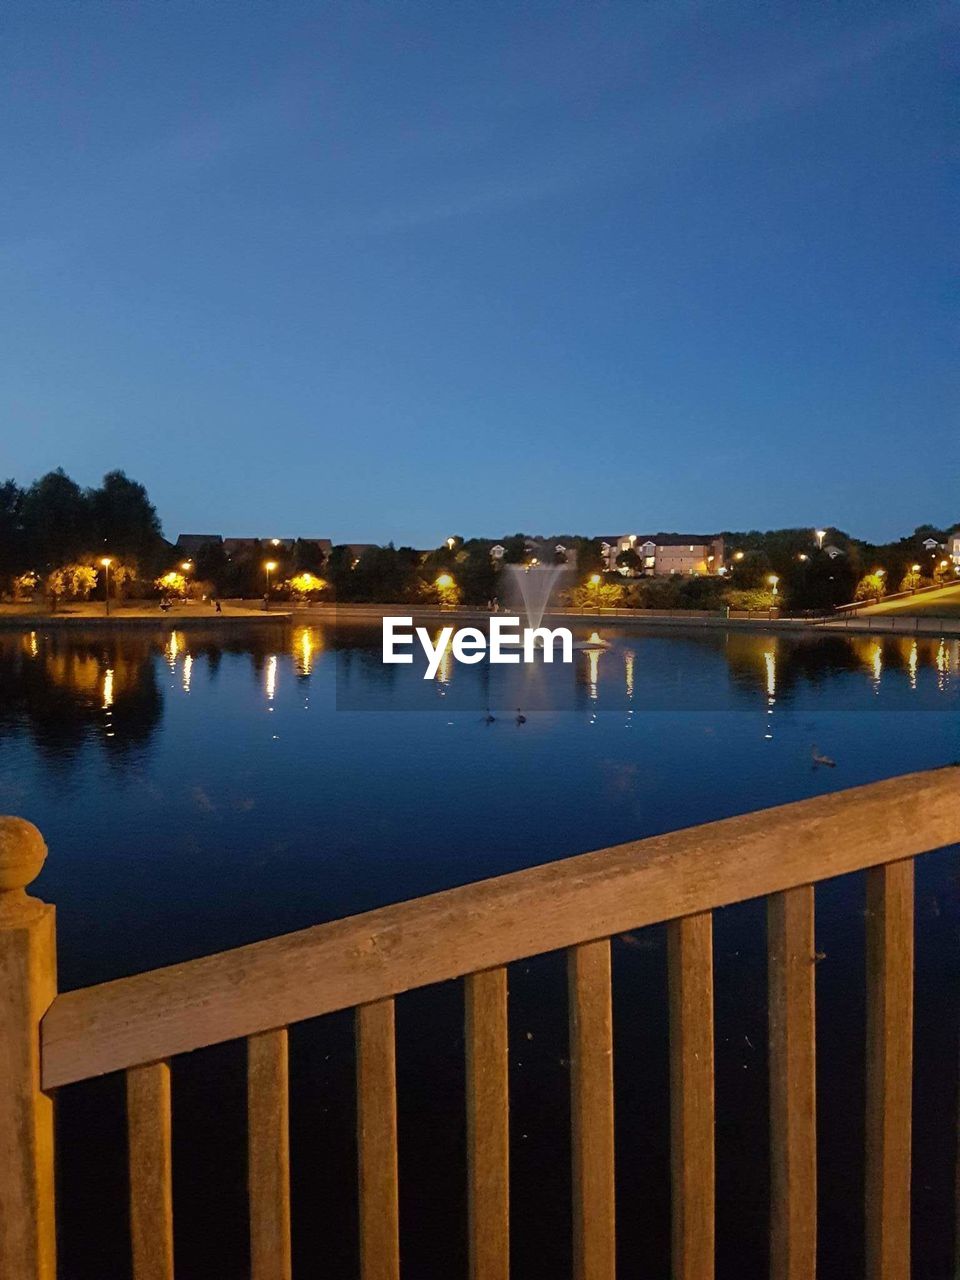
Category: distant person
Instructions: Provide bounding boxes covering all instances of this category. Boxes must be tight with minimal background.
[492,597,500,613]
[214,599,222,614]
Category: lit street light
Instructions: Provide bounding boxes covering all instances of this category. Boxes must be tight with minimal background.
[815,529,826,550]
[264,560,278,609]
[100,557,113,616]
[768,573,779,598]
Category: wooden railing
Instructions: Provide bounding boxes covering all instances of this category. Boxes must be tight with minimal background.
[2,767,959,1279]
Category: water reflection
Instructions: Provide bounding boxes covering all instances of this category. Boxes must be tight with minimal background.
[0,623,957,768]
[763,647,776,740]
[0,630,164,759]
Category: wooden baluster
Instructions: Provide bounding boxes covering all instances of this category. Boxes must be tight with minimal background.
[768,887,816,1280]
[465,968,509,1280]
[127,1061,174,1280]
[248,1028,292,1280]
[865,860,914,1280]
[356,998,399,1280]
[0,816,57,1280]
[569,938,616,1280]
[668,912,715,1280]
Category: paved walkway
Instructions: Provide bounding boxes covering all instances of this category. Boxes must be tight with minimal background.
[0,601,291,627]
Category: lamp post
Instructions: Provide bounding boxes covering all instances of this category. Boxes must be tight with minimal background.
[264,560,277,609]
[815,529,826,550]
[100,557,112,616]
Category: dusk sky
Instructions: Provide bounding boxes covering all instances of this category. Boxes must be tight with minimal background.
[2,1,956,546]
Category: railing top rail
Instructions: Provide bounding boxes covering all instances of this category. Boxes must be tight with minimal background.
[40,767,960,1089]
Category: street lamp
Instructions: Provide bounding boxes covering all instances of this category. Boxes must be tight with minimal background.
[181,560,192,573]
[798,553,809,562]
[264,560,277,608]
[815,529,826,550]
[100,557,113,616]
[768,573,779,598]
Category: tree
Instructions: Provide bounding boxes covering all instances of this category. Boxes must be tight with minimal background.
[155,572,188,598]
[46,564,98,606]
[430,572,461,608]
[193,539,228,591]
[456,546,499,604]
[854,572,887,602]
[0,480,24,581]
[615,547,642,575]
[21,470,94,568]
[501,534,528,565]
[12,571,37,601]
[572,538,605,577]
[782,549,857,611]
[572,577,623,610]
[286,572,327,600]
[90,471,164,565]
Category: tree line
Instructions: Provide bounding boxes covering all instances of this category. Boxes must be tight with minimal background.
[1,469,956,610]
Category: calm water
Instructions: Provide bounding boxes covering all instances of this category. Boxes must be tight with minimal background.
[0,622,958,1279]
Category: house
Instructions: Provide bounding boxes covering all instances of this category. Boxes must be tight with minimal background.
[345,544,376,568]
[490,544,506,561]
[222,538,261,560]
[599,534,725,576]
[921,536,942,553]
[949,530,960,566]
[175,533,223,558]
[293,538,332,564]
[823,544,845,560]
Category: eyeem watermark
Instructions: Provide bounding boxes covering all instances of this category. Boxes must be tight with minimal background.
[383,616,573,679]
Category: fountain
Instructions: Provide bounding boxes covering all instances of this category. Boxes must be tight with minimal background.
[502,563,566,632]
[502,564,608,649]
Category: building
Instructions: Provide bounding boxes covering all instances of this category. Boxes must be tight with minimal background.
[175,533,223,558]
[598,533,725,576]
[949,529,960,566]
[344,544,376,567]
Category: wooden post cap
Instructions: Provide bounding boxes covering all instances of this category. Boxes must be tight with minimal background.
[0,818,47,894]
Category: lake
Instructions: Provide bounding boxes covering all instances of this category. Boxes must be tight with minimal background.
[0,621,957,1279]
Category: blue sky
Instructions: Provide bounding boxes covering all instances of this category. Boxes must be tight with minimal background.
[1,1,956,544]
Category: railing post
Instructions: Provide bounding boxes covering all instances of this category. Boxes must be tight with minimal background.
[0,817,57,1280]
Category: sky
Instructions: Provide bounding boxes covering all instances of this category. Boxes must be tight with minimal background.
[1,1,956,546]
